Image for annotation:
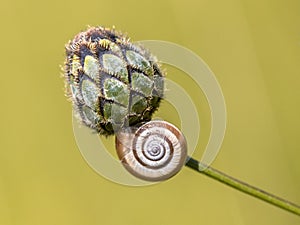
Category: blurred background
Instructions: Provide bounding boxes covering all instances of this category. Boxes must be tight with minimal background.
[0,0,300,224]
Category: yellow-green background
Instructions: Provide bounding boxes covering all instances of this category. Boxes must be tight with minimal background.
[1,0,300,224]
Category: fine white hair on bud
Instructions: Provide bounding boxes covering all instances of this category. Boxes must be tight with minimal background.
[64,26,164,135]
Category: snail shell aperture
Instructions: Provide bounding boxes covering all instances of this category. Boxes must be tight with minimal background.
[115,120,187,181]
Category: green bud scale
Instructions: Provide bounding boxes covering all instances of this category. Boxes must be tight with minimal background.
[64,27,164,135]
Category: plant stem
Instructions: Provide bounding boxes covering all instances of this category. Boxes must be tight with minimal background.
[185,157,300,216]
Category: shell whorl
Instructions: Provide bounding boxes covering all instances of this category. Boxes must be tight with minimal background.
[115,120,187,181]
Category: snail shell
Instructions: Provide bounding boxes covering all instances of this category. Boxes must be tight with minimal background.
[115,120,187,181]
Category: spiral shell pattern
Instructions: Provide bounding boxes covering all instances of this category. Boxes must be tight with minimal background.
[116,121,187,181]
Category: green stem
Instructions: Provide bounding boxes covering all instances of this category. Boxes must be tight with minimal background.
[186,157,300,216]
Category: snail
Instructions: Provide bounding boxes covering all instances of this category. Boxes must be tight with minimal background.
[64,26,187,181]
[115,120,188,181]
